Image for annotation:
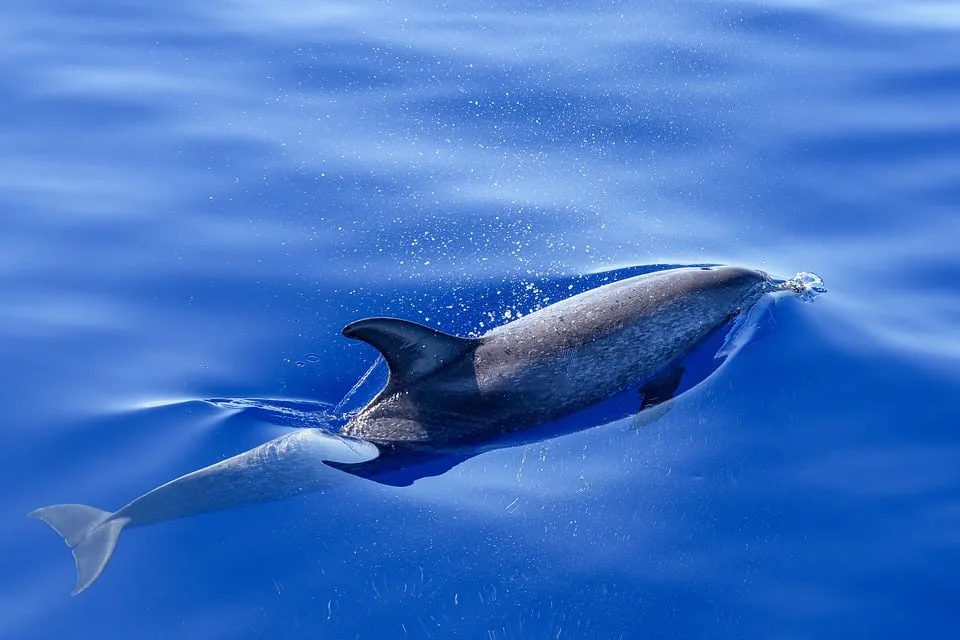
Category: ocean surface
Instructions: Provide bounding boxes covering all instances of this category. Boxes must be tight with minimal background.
[4,0,960,638]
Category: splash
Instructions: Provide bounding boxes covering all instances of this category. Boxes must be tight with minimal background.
[775,271,827,302]
[333,355,384,416]
[202,397,339,428]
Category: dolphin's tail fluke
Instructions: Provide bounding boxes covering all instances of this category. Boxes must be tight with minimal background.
[29,504,128,595]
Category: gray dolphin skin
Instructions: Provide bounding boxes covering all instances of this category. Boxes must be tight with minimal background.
[340,266,775,447]
[30,265,820,594]
[30,430,380,594]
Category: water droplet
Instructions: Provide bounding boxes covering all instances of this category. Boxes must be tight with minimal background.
[778,272,827,302]
[304,354,320,363]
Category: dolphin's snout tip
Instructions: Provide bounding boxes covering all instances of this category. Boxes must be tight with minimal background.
[774,272,827,302]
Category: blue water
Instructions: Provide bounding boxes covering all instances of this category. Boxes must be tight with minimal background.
[4,0,960,637]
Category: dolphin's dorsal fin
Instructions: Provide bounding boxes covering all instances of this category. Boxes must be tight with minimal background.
[342,318,479,383]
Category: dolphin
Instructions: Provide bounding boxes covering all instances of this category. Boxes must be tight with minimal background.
[29,265,824,594]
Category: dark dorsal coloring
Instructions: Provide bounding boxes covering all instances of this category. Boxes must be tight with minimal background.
[339,266,773,447]
[342,318,480,386]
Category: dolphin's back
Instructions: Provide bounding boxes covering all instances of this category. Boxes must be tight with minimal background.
[341,266,769,446]
[469,268,758,426]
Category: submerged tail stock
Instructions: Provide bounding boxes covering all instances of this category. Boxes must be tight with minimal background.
[28,428,381,595]
[29,504,128,595]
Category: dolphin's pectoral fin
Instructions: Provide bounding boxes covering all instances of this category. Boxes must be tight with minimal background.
[631,365,685,430]
[630,401,675,430]
[342,317,480,384]
[639,365,685,410]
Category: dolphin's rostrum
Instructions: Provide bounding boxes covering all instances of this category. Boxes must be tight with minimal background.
[29,266,824,594]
